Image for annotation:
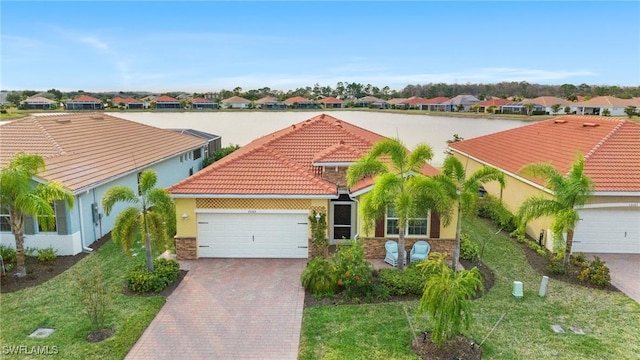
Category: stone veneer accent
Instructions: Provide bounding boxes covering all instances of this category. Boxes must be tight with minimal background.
[362,237,455,260]
[175,237,197,260]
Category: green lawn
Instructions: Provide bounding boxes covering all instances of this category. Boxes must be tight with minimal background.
[0,240,166,360]
[299,217,640,359]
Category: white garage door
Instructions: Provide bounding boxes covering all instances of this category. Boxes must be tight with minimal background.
[573,208,640,254]
[197,210,309,258]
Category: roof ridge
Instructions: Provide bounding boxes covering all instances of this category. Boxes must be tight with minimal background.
[266,146,336,192]
[584,119,627,161]
[31,117,66,156]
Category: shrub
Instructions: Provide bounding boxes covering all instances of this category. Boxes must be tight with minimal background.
[77,263,112,332]
[570,252,588,268]
[547,252,566,274]
[37,246,57,264]
[578,256,610,287]
[24,247,38,257]
[332,239,373,298]
[0,244,17,265]
[378,264,430,296]
[477,195,517,232]
[460,232,479,261]
[126,258,180,293]
[300,257,338,298]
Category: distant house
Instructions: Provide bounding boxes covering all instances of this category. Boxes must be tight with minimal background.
[573,96,640,116]
[255,96,286,110]
[191,97,219,110]
[318,96,344,109]
[436,95,480,112]
[65,95,103,110]
[387,98,408,109]
[501,101,545,115]
[284,96,319,109]
[0,113,206,255]
[525,96,573,115]
[405,97,431,110]
[221,96,251,109]
[154,95,181,110]
[355,96,389,109]
[168,129,221,159]
[112,96,144,109]
[22,96,57,110]
[474,98,510,113]
[424,97,451,111]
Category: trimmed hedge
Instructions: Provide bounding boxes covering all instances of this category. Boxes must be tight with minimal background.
[126,258,180,293]
[477,194,517,232]
[378,264,430,296]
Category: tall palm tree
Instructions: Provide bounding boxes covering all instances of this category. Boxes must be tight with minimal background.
[517,155,593,267]
[347,138,453,270]
[102,169,175,271]
[439,156,505,269]
[523,103,535,116]
[0,152,74,276]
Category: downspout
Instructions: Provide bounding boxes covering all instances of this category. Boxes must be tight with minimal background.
[78,195,93,252]
[348,192,360,240]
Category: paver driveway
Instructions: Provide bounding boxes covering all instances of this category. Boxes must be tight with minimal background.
[586,253,640,303]
[126,258,306,360]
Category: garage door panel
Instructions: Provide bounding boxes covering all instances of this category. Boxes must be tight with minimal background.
[573,208,640,254]
[197,212,309,258]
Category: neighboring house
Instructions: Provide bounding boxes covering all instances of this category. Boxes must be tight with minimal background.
[221,96,251,109]
[140,95,157,109]
[65,95,103,110]
[405,97,432,110]
[154,95,181,110]
[168,129,221,159]
[525,96,573,115]
[500,101,545,115]
[0,90,8,106]
[573,96,640,116]
[191,97,219,110]
[0,113,207,255]
[22,96,57,110]
[255,96,286,110]
[318,96,344,109]
[474,98,510,113]
[112,96,144,109]
[448,115,640,254]
[284,96,319,109]
[387,98,408,109]
[355,96,389,109]
[424,97,451,111]
[437,95,480,112]
[169,114,456,260]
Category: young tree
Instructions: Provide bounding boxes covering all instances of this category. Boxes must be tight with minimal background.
[523,103,535,116]
[564,106,571,114]
[551,103,561,115]
[624,106,637,118]
[517,155,593,268]
[486,105,498,114]
[102,169,175,271]
[347,138,453,270]
[438,156,505,269]
[0,152,74,276]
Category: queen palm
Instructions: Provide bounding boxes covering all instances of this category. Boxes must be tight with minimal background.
[0,152,74,276]
[102,169,175,271]
[347,138,453,270]
[438,156,505,269]
[517,155,593,267]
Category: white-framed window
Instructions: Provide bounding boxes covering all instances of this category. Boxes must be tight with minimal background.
[0,206,11,232]
[37,203,57,233]
[193,148,202,160]
[386,205,428,236]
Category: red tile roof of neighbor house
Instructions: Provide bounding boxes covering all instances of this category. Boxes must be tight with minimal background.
[284,96,311,104]
[387,98,408,105]
[191,97,216,103]
[112,96,143,104]
[524,96,573,107]
[448,115,640,192]
[573,96,640,107]
[222,96,251,103]
[405,97,431,105]
[0,113,205,193]
[154,95,179,103]
[69,95,101,103]
[24,96,56,104]
[476,98,511,107]
[169,114,440,196]
[423,96,450,104]
[318,96,343,104]
[255,96,279,104]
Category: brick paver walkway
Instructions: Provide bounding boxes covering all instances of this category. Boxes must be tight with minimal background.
[125,258,306,359]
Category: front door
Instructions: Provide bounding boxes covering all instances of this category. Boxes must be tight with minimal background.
[331,201,354,244]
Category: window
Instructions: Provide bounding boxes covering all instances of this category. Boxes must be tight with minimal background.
[37,203,57,233]
[0,206,10,232]
[386,205,428,236]
[137,171,143,195]
[193,148,202,160]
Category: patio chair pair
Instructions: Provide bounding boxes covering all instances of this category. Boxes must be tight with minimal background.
[384,240,430,267]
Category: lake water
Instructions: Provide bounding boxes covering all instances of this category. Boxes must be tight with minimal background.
[109,111,531,166]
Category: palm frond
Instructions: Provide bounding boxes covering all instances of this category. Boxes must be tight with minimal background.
[517,197,562,229]
[145,211,170,254]
[407,144,434,172]
[138,169,158,195]
[520,163,564,191]
[346,157,388,187]
[112,207,142,254]
[368,138,409,174]
[35,181,75,208]
[441,156,466,183]
[102,186,138,215]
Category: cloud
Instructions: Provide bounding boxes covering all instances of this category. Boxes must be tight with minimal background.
[79,36,109,52]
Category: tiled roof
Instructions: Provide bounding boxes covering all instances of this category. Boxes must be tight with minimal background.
[318,96,343,104]
[358,96,384,103]
[448,115,640,192]
[255,96,279,104]
[424,96,450,104]
[154,95,179,103]
[476,98,511,107]
[24,96,56,104]
[0,113,205,193]
[312,141,363,164]
[169,114,441,196]
[573,96,640,108]
[284,96,312,104]
[221,96,251,103]
[191,97,216,104]
[68,95,101,103]
[387,98,408,105]
[441,95,479,105]
[524,96,573,107]
[405,97,431,105]
[112,96,143,104]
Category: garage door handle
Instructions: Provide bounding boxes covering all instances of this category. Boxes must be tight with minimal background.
[199,245,210,248]
[298,246,308,249]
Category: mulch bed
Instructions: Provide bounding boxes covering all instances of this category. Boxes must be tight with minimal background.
[413,332,482,360]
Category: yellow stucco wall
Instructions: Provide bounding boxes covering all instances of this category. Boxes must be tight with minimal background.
[175,198,197,237]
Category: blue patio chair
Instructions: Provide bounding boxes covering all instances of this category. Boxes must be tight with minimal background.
[384,240,406,267]
[410,240,431,263]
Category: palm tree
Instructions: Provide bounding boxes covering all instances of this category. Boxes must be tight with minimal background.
[347,138,453,270]
[0,152,74,276]
[102,169,175,271]
[439,156,505,269]
[551,104,561,115]
[624,106,637,118]
[523,103,535,116]
[517,155,593,267]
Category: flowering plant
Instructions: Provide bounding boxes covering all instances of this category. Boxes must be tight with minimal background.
[332,239,373,298]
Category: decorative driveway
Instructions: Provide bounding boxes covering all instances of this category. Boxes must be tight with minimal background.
[586,253,640,303]
[125,258,306,359]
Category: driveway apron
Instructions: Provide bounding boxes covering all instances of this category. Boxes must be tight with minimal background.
[586,253,640,303]
[126,258,306,360]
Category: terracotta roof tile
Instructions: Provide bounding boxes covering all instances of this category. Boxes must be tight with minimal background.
[112,96,143,104]
[423,96,450,104]
[405,97,431,105]
[221,96,251,103]
[318,96,343,104]
[254,96,279,104]
[154,95,179,102]
[68,95,101,103]
[24,96,56,104]
[448,115,640,192]
[476,98,511,107]
[284,96,311,104]
[573,96,639,107]
[0,113,205,193]
[525,96,573,107]
[387,98,408,105]
[169,114,441,196]
[312,141,363,163]
[191,97,216,104]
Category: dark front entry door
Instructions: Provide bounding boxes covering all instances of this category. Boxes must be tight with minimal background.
[332,202,353,243]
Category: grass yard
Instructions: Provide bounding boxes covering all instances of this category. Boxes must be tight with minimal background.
[0,240,166,360]
[299,217,640,359]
